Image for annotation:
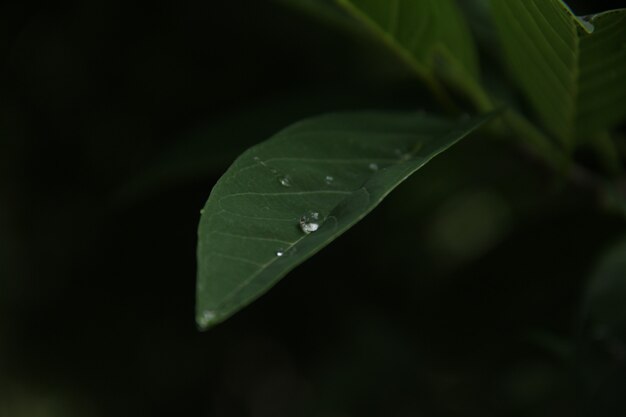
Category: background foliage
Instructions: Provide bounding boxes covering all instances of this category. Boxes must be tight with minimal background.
[1,0,625,416]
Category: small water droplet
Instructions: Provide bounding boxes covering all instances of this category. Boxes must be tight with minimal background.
[299,211,321,234]
[254,156,270,168]
[276,249,284,257]
[198,310,216,327]
[278,175,292,187]
[301,222,319,234]
[394,148,411,161]
[325,175,334,184]
[368,163,379,171]
[200,208,205,215]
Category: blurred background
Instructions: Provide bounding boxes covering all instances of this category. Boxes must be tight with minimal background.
[1,0,625,416]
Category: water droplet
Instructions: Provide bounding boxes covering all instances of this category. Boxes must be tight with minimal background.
[325,175,334,184]
[299,211,321,234]
[368,163,379,171]
[278,175,292,187]
[301,222,319,234]
[200,208,205,215]
[394,148,411,161]
[254,156,269,167]
[198,310,216,327]
[276,249,284,257]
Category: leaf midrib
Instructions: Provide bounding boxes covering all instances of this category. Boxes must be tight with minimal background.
[335,0,431,80]
[337,0,495,111]
[207,224,309,313]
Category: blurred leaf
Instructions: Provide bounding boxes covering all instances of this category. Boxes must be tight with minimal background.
[196,111,493,328]
[584,237,626,340]
[580,237,626,417]
[490,1,626,145]
[426,189,512,267]
[335,0,491,111]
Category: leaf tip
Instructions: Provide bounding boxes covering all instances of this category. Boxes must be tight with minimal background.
[196,309,219,331]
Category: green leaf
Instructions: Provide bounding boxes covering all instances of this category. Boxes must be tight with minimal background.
[196,111,493,329]
[490,1,626,145]
[579,238,626,411]
[583,238,626,339]
[335,0,491,111]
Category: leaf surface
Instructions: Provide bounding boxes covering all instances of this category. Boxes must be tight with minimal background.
[490,1,626,144]
[196,111,492,328]
[335,0,490,110]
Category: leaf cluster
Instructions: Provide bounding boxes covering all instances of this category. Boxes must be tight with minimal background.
[196,0,626,328]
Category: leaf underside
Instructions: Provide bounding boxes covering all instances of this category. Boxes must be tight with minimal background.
[490,0,626,144]
[196,111,492,329]
[338,0,478,75]
[336,0,486,108]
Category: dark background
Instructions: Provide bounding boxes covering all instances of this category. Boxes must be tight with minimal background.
[1,1,625,416]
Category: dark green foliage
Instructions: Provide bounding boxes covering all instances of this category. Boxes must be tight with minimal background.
[196,112,492,327]
[197,0,626,327]
[491,1,626,144]
[2,0,625,416]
